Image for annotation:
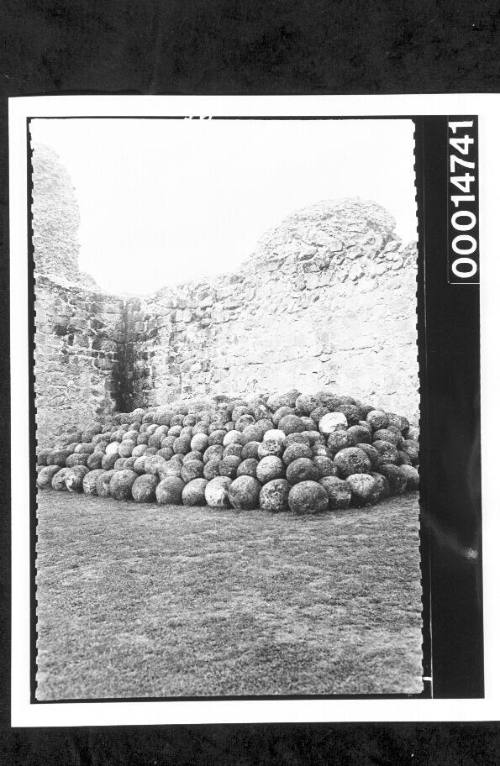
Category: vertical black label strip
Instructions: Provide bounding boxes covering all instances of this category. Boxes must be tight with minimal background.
[415,116,483,698]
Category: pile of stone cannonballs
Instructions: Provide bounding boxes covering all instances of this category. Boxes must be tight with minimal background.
[36,390,419,515]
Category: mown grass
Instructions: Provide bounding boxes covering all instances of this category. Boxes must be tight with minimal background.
[35,491,423,700]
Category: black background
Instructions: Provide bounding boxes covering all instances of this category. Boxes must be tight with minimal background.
[1,0,498,762]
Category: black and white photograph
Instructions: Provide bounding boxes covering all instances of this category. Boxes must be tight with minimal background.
[8,94,490,727]
[31,114,423,701]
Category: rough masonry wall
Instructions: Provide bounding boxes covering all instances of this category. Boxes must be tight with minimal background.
[34,275,125,448]
[127,200,419,422]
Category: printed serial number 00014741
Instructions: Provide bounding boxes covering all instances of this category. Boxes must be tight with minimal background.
[449,120,478,280]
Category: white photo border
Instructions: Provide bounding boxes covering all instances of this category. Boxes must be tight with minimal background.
[9,94,500,727]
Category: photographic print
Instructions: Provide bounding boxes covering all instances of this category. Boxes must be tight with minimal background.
[31,115,422,700]
[9,95,488,726]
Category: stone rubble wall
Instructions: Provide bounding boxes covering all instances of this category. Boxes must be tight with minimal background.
[34,275,126,448]
[126,200,419,422]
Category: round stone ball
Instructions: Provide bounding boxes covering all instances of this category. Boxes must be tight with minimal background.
[282,442,313,466]
[397,450,412,466]
[346,473,381,506]
[228,476,262,510]
[327,430,356,455]
[336,404,362,425]
[170,453,184,466]
[123,457,137,470]
[223,443,243,459]
[156,410,172,427]
[183,414,197,427]
[155,476,184,505]
[356,443,380,468]
[148,433,164,449]
[373,428,402,447]
[207,429,226,446]
[182,478,208,506]
[259,479,291,513]
[161,435,176,449]
[235,414,255,431]
[114,458,127,470]
[136,433,149,446]
[184,450,203,463]
[402,439,419,465]
[294,393,319,416]
[407,426,419,441]
[144,447,159,457]
[306,431,324,445]
[278,414,306,435]
[204,444,224,464]
[51,468,71,490]
[205,476,232,508]
[366,409,389,430]
[267,392,293,412]
[64,466,89,492]
[320,476,352,509]
[311,443,330,458]
[386,412,410,435]
[132,444,148,458]
[168,425,182,437]
[82,469,106,496]
[157,447,174,461]
[181,460,204,482]
[95,470,115,497]
[371,472,391,500]
[192,422,209,436]
[272,406,295,426]
[173,436,191,455]
[161,460,182,479]
[286,457,320,485]
[300,417,317,431]
[218,455,241,479]
[65,453,88,468]
[255,418,274,434]
[256,456,285,484]
[223,430,244,447]
[313,456,336,478]
[373,440,399,464]
[263,428,286,444]
[232,404,252,422]
[284,432,310,449]
[288,481,329,515]
[49,448,73,467]
[347,425,372,445]
[377,464,408,495]
[118,440,135,458]
[144,455,169,475]
[109,469,138,500]
[36,449,50,467]
[241,441,260,460]
[36,465,61,489]
[357,404,376,419]
[333,447,372,478]
[237,458,259,478]
[241,424,266,444]
[132,474,158,502]
[191,433,209,453]
[398,464,420,490]
[133,456,147,474]
[258,439,284,459]
[310,406,329,424]
[319,412,348,436]
[203,459,221,480]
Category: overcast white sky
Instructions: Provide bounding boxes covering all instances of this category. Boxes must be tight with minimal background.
[30,118,417,295]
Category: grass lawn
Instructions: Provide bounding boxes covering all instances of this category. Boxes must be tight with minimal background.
[36,491,423,700]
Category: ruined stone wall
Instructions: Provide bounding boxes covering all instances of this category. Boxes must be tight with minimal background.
[33,198,419,446]
[127,200,419,422]
[34,275,125,448]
